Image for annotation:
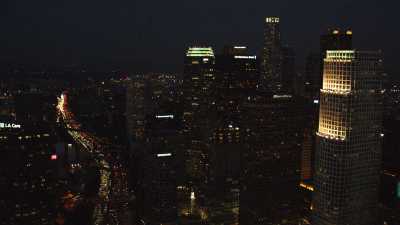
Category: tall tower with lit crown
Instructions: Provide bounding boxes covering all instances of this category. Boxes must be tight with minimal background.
[262,17,282,92]
[183,47,216,186]
[313,50,384,225]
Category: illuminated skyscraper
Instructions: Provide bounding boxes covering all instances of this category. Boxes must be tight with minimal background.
[313,50,384,225]
[183,47,216,186]
[300,29,354,190]
[261,17,282,92]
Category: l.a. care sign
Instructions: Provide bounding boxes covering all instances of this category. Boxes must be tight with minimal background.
[0,122,22,129]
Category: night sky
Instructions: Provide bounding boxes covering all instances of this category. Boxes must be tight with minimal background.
[1,0,398,75]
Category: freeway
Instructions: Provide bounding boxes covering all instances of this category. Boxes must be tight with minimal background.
[57,92,130,225]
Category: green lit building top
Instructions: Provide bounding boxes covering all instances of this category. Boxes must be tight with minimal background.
[186,47,215,57]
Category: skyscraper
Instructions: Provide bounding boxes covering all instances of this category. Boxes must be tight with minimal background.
[126,72,184,224]
[140,113,180,225]
[240,93,305,225]
[300,29,354,189]
[261,17,282,92]
[313,50,384,225]
[215,45,259,116]
[212,45,258,191]
[183,47,216,186]
[126,74,149,195]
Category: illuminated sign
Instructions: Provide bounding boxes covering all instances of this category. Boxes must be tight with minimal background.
[157,153,172,157]
[156,115,174,119]
[266,17,280,23]
[314,100,319,104]
[0,122,21,129]
[234,46,247,49]
[273,94,292,99]
[51,154,58,160]
[234,55,257,59]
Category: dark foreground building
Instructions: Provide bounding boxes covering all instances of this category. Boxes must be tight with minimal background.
[240,92,304,225]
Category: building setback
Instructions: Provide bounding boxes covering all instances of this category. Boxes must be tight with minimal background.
[313,50,384,225]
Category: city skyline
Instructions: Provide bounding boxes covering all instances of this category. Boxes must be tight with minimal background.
[1,2,400,225]
[1,1,399,75]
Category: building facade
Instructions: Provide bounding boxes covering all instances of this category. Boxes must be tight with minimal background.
[240,92,304,225]
[261,17,282,92]
[313,50,384,225]
[183,47,216,187]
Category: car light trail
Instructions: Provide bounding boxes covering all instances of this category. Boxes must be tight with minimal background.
[57,92,129,225]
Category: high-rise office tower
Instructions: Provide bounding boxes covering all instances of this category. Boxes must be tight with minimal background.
[261,17,282,92]
[126,73,183,224]
[215,45,259,115]
[183,47,216,186]
[217,45,259,91]
[212,45,258,191]
[140,113,179,225]
[300,29,354,189]
[313,50,384,225]
[126,75,149,193]
[240,93,304,225]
